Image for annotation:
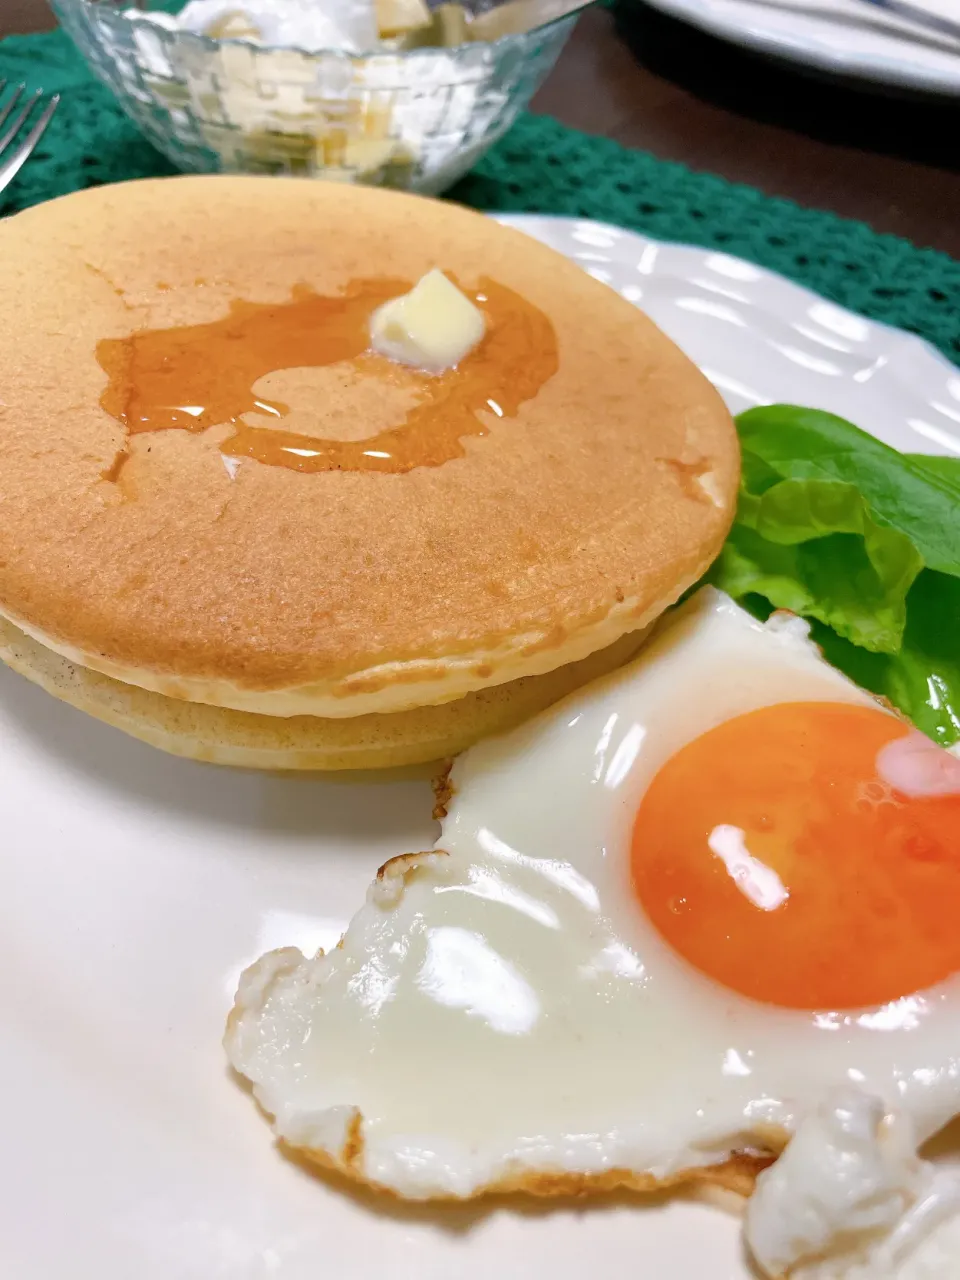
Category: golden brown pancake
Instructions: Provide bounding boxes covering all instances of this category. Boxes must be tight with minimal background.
[0,610,651,770]
[0,176,738,740]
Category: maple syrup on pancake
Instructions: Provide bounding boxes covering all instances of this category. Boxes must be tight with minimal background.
[97,277,557,475]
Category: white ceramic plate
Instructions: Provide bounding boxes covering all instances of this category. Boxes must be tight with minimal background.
[641,0,960,95]
[1,215,958,1280]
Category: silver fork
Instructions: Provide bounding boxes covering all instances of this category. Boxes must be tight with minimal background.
[0,82,60,197]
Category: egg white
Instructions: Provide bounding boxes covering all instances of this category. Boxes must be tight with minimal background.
[745,1089,960,1279]
[225,588,960,1199]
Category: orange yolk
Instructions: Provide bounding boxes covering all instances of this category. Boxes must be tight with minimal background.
[631,702,960,1011]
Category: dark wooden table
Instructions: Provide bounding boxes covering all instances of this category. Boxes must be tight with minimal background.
[4,0,959,256]
[535,6,960,256]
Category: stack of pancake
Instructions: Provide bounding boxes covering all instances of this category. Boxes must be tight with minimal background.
[0,176,737,769]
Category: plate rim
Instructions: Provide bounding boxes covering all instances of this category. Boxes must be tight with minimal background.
[636,0,960,94]
[493,211,960,406]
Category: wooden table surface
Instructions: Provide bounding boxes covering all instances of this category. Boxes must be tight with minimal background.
[4,0,959,256]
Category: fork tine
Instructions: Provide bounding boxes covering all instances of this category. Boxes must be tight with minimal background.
[0,89,41,155]
[0,84,26,135]
[0,94,59,194]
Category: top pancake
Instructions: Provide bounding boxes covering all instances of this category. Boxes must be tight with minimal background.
[0,176,738,717]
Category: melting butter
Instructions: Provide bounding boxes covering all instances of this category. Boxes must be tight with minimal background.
[369,268,487,373]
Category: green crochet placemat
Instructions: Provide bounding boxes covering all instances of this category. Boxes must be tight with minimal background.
[1,26,958,367]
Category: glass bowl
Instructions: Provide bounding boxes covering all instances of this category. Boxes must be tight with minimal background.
[51,0,578,194]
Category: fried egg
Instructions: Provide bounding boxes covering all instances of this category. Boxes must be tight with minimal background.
[225,588,960,1206]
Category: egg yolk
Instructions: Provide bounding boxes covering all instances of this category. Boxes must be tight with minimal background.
[631,702,960,1010]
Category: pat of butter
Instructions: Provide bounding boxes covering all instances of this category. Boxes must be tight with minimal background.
[369,269,486,373]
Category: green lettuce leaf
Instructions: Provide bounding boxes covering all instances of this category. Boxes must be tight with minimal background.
[736,406,960,574]
[713,525,920,654]
[812,572,960,748]
[710,405,960,747]
[720,477,923,652]
[905,453,960,495]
